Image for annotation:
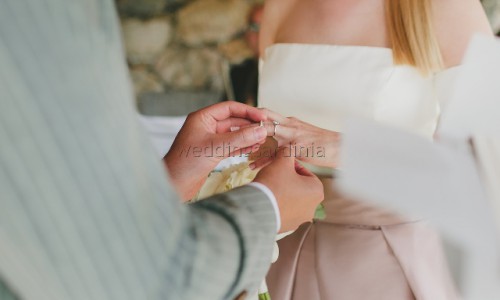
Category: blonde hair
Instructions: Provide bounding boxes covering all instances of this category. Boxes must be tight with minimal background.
[386,0,443,74]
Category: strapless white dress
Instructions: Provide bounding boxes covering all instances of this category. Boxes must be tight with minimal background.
[259,44,460,299]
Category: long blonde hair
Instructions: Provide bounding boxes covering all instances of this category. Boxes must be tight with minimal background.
[386,0,443,74]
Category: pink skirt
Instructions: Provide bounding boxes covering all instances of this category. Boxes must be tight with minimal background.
[266,179,459,300]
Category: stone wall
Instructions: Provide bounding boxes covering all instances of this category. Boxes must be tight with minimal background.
[117,0,261,115]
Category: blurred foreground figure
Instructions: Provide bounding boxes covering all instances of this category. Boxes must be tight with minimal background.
[0,0,324,299]
[339,35,500,299]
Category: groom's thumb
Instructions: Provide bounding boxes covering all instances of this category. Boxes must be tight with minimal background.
[216,126,267,151]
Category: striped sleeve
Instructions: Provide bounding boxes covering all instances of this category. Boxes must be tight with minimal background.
[0,0,276,299]
[0,280,17,300]
[191,186,277,299]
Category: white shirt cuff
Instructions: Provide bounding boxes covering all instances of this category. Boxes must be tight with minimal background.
[247,182,281,233]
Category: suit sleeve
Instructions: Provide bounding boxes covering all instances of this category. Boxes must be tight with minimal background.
[187,186,276,299]
[0,1,276,299]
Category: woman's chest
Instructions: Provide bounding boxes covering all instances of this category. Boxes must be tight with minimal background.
[275,0,387,48]
[258,45,439,136]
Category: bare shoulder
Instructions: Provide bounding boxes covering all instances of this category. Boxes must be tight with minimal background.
[259,0,296,58]
[433,0,493,67]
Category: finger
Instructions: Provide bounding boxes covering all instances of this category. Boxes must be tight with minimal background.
[252,120,296,140]
[259,108,286,124]
[234,123,277,139]
[216,118,254,133]
[257,121,277,137]
[249,156,273,170]
[229,143,261,157]
[257,137,267,144]
[215,126,267,155]
[269,124,296,143]
[294,160,315,177]
[206,101,267,122]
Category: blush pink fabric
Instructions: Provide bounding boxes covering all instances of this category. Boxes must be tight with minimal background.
[266,179,460,300]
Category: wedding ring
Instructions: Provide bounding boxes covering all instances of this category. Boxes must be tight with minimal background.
[272,120,280,136]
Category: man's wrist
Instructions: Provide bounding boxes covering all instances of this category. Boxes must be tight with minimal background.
[247,182,281,232]
[163,155,200,201]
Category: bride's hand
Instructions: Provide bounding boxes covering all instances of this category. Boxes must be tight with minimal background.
[253,109,341,169]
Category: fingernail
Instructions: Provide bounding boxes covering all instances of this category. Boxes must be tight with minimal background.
[254,126,267,140]
[249,163,256,170]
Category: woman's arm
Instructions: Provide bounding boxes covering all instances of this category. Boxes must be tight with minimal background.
[433,0,494,68]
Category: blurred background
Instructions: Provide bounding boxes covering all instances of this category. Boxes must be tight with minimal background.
[117,0,264,117]
[116,0,500,150]
[117,0,500,116]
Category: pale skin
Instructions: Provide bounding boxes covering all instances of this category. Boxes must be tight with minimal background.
[254,0,493,169]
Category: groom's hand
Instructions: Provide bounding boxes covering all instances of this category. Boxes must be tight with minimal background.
[164,101,268,201]
[254,148,324,232]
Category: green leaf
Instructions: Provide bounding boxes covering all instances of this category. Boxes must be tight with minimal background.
[314,203,326,220]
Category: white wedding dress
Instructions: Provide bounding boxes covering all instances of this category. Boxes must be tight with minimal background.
[259,44,461,299]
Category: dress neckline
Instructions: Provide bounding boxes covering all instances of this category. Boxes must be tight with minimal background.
[261,42,460,77]
[264,43,393,56]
